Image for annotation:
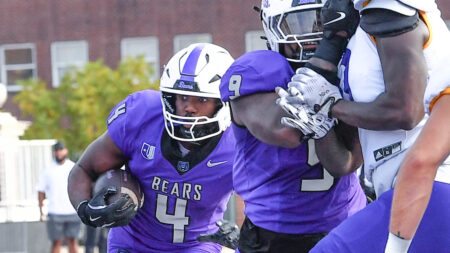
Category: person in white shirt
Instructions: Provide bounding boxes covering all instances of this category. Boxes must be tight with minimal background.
[37,141,80,253]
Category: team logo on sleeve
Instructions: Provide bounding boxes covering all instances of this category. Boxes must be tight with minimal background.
[141,143,155,160]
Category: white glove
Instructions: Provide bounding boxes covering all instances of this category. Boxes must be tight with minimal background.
[277,92,337,140]
[288,67,342,116]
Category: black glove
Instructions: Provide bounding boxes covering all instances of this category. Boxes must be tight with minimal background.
[197,220,240,250]
[321,0,360,39]
[313,0,360,66]
[76,186,137,228]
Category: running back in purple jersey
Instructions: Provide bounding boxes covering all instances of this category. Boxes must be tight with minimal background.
[106,89,235,253]
[220,50,366,234]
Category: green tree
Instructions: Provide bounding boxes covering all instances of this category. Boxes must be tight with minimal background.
[14,57,159,158]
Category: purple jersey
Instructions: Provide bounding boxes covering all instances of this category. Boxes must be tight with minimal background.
[220,50,366,234]
[106,90,234,252]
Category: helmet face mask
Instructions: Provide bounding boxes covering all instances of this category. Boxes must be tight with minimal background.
[160,43,234,143]
[261,0,324,64]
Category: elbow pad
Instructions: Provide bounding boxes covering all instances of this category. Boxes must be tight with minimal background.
[360,9,419,38]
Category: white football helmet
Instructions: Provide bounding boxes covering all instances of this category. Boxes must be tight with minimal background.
[160,43,234,142]
[260,0,324,64]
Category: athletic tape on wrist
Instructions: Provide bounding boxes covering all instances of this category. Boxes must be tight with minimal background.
[385,232,412,253]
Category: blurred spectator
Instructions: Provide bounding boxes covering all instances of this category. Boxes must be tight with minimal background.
[37,141,80,253]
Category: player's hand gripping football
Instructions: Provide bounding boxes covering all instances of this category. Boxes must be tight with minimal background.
[287,67,342,117]
[197,220,240,250]
[76,186,137,228]
[276,89,336,140]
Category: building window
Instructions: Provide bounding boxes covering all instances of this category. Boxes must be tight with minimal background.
[51,41,89,87]
[121,37,160,80]
[245,30,267,52]
[1,44,37,92]
[173,34,212,53]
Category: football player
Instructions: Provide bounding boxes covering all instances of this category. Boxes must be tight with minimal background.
[217,1,366,252]
[278,0,450,252]
[68,43,237,252]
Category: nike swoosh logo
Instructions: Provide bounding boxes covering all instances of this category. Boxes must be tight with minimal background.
[89,216,101,222]
[102,222,116,228]
[207,160,227,167]
[324,12,346,26]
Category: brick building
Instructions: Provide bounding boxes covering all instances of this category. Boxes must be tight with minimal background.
[0,0,266,118]
[1,0,449,118]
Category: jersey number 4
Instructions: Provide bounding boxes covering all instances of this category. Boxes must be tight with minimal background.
[156,194,190,243]
[301,140,334,192]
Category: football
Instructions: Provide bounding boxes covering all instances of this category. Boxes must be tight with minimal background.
[93,168,145,211]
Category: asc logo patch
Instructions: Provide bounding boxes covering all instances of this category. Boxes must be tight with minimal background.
[141,142,155,160]
[177,161,190,173]
[373,141,402,162]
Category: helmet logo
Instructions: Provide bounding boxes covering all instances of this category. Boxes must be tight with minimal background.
[263,0,270,8]
[292,0,318,7]
[174,80,199,92]
[178,81,193,90]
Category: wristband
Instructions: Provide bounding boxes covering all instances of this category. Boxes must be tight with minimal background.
[313,36,348,66]
[385,232,412,253]
[328,98,342,118]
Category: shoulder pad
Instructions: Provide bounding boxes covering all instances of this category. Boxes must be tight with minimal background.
[360,8,419,37]
[398,0,437,12]
[360,0,414,16]
[354,0,436,14]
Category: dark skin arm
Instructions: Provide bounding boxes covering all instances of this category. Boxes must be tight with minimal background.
[315,121,363,177]
[300,41,363,177]
[332,20,429,130]
[311,21,427,176]
[309,21,427,175]
[231,92,303,149]
[68,131,128,210]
